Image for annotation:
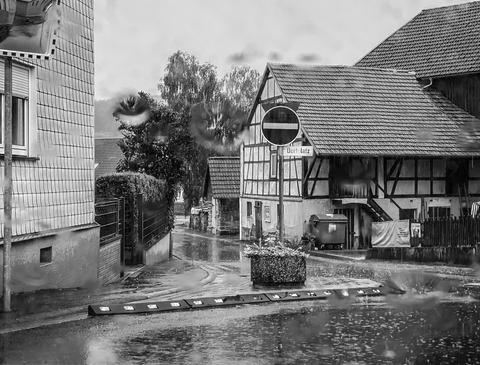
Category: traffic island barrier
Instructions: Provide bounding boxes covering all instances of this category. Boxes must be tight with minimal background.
[350,287,384,297]
[233,293,270,305]
[185,296,242,309]
[88,300,191,316]
[87,286,390,316]
[266,290,330,302]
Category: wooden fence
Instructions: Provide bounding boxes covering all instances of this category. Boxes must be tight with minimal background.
[414,216,480,248]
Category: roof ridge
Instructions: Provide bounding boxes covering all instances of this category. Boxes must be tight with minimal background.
[269,62,416,75]
[421,0,480,13]
[208,156,240,159]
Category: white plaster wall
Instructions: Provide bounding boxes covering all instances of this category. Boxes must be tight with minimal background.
[374,197,461,219]
[144,232,171,266]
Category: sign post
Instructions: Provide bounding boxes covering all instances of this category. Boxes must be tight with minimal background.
[2,56,12,312]
[261,105,300,244]
[1,0,61,312]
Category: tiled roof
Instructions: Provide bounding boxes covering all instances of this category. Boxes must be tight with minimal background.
[206,157,240,198]
[95,138,124,179]
[268,63,480,157]
[356,1,480,78]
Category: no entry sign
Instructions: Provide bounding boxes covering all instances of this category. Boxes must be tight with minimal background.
[261,106,300,146]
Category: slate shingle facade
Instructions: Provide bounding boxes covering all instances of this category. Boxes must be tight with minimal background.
[0,0,95,238]
[0,0,98,293]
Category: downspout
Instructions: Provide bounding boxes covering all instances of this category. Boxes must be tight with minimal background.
[421,77,433,90]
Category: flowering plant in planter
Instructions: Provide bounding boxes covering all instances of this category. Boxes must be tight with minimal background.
[244,232,309,286]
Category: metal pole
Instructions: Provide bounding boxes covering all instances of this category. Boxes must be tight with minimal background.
[278,146,284,245]
[3,56,13,312]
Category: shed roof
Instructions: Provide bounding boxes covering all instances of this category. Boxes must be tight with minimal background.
[267,63,480,157]
[356,1,480,78]
[95,138,124,179]
[205,157,240,199]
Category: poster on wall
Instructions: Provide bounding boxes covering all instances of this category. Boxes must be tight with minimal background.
[411,222,421,238]
[0,0,61,58]
[264,205,270,223]
[372,220,410,247]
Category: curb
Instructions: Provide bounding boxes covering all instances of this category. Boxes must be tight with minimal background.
[309,252,365,262]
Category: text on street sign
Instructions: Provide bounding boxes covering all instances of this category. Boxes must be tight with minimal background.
[284,146,314,157]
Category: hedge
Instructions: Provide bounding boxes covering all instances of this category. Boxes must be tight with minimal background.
[95,172,169,264]
[96,172,166,202]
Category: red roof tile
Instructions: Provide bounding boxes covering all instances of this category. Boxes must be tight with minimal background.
[268,63,480,157]
[206,157,240,198]
[356,1,480,78]
[95,138,124,179]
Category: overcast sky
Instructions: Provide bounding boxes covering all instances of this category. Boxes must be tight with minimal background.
[94,0,471,101]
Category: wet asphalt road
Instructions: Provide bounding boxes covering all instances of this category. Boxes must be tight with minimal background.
[1,227,480,364]
[2,297,480,364]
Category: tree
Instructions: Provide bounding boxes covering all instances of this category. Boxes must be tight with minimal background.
[157,52,261,211]
[115,92,192,225]
[159,51,220,211]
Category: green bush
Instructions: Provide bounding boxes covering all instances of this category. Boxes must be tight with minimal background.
[244,231,310,258]
[96,172,166,202]
[96,172,171,264]
[250,255,306,285]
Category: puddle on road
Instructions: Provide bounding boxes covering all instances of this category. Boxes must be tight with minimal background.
[177,235,243,263]
[112,300,480,364]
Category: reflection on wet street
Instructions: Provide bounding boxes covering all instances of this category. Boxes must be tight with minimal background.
[174,231,243,263]
[2,300,480,364]
[112,301,480,364]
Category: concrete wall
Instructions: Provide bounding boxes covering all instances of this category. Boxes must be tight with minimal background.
[144,232,171,266]
[98,237,121,285]
[0,225,99,294]
[240,197,334,240]
[367,246,480,266]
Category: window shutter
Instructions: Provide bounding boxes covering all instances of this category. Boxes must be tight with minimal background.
[0,60,30,97]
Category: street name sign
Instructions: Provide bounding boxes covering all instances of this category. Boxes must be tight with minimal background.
[261,105,300,146]
[284,146,314,157]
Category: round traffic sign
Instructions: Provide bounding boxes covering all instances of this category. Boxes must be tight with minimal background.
[261,106,300,146]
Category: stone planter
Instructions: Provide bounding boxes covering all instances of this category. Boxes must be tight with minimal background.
[250,255,306,286]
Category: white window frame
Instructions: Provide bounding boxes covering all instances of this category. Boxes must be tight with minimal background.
[0,60,37,157]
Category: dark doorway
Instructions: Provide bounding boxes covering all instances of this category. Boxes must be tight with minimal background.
[446,159,468,195]
[334,208,355,249]
[254,201,263,239]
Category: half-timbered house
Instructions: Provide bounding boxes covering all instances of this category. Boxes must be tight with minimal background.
[240,63,480,248]
[240,1,480,248]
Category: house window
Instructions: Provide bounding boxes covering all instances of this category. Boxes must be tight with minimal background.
[399,209,417,220]
[428,206,450,219]
[40,246,52,264]
[0,61,33,156]
[247,202,252,217]
[270,152,277,178]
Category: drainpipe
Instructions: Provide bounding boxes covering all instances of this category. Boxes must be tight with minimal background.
[422,78,433,90]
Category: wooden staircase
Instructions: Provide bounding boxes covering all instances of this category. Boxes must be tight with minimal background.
[364,197,392,222]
